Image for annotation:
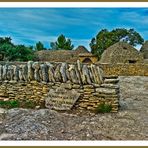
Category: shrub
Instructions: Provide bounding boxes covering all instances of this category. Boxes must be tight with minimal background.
[0,99,36,109]
[95,102,112,113]
[0,100,20,109]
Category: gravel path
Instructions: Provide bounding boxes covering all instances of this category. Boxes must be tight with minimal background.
[0,76,148,140]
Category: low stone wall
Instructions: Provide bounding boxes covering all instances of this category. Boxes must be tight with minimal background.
[98,63,148,76]
[0,61,119,112]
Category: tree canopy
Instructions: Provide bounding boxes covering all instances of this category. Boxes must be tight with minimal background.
[50,34,74,50]
[35,41,46,51]
[90,28,144,58]
[0,37,35,61]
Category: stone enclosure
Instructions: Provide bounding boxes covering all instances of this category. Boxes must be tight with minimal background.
[0,61,120,112]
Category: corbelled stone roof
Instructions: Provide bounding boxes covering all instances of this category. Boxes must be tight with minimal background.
[99,42,143,64]
[140,41,148,59]
[35,46,90,63]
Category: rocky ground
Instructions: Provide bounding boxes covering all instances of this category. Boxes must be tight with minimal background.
[0,76,148,140]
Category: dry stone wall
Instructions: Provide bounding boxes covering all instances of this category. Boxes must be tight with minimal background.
[0,61,119,112]
[99,63,148,76]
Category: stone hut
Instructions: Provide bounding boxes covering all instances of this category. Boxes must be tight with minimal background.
[79,53,98,64]
[140,41,148,59]
[35,50,75,63]
[74,45,89,54]
[99,42,143,64]
[35,46,98,64]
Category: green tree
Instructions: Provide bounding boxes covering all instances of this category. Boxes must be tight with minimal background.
[35,41,46,51]
[50,34,74,50]
[10,45,35,61]
[0,37,35,61]
[0,37,14,60]
[90,28,144,58]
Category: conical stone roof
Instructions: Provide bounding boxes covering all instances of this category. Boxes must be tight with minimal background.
[140,41,148,59]
[99,42,143,64]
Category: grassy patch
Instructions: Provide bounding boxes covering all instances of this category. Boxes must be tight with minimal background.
[0,100,20,109]
[95,103,112,113]
[0,99,37,109]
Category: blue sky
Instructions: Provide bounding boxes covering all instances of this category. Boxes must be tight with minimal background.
[0,8,148,50]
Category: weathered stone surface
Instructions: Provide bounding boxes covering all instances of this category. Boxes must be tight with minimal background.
[0,62,105,85]
[88,66,95,83]
[101,83,119,89]
[104,78,119,84]
[83,85,94,89]
[75,66,82,84]
[92,64,102,84]
[60,63,67,83]
[96,88,118,95]
[82,65,91,84]
[13,65,19,81]
[54,64,62,82]
[0,65,2,81]
[2,64,8,80]
[93,93,119,98]
[46,62,55,82]
[40,64,48,82]
[96,66,104,84]
[72,84,80,89]
[27,61,34,81]
[45,87,80,110]
[69,65,78,84]
[61,83,72,89]
[18,65,24,81]
[32,62,40,82]
[7,65,14,81]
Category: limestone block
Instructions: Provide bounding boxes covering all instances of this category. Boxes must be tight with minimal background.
[60,63,67,83]
[27,61,34,81]
[61,83,72,89]
[75,65,82,84]
[2,64,8,80]
[96,88,118,95]
[6,65,14,81]
[83,85,93,88]
[101,83,119,89]
[40,64,48,82]
[32,62,40,82]
[46,62,55,82]
[104,78,119,84]
[72,84,80,89]
[69,65,79,84]
[0,65,2,81]
[82,65,91,84]
[54,64,62,82]
[88,66,95,83]
[45,87,80,110]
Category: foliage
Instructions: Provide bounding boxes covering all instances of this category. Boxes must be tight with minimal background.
[22,99,36,108]
[0,99,37,109]
[0,37,35,61]
[90,28,144,58]
[95,103,112,113]
[0,100,20,109]
[50,34,74,50]
[35,41,46,51]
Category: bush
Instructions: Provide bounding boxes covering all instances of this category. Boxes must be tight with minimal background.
[0,100,20,109]
[0,99,36,109]
[95,103,112,113]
